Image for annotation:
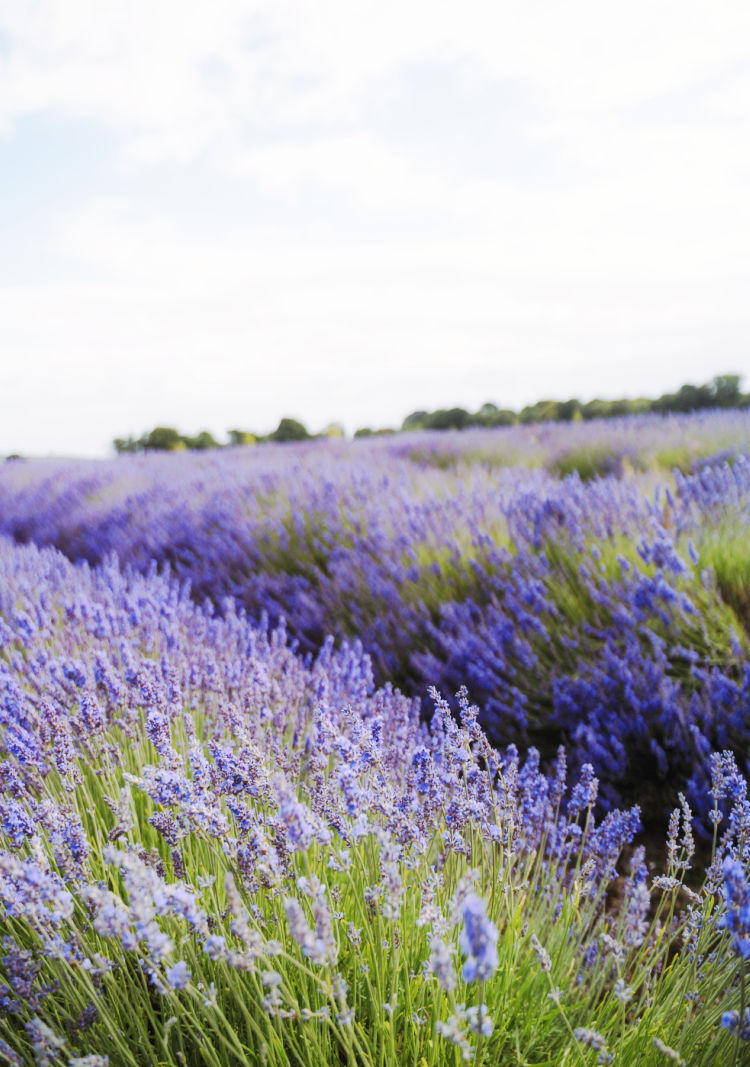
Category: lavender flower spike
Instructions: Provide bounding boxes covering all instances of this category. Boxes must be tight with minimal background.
[459,893,498,983]
[165,961,191,990]
[718,857,750,959]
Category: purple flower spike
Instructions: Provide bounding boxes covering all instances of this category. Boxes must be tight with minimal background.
[459,893,498,983]
[165,960,191,990]
[718,858,750,959]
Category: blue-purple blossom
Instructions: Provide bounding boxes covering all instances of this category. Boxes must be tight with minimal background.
[425,937,457,992]
[25,1017,65,1067]
[0,421,749,1063]
[718,858,750,959]
[573,1027,613,1065]
[165,961,191,990]
[721,1007,750,1041]
[458,893,498,982]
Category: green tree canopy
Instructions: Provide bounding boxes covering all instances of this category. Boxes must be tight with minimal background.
[144,427,185,452]
[270,417,310,443]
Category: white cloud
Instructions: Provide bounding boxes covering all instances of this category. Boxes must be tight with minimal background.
[2,1,750,164]
[0,1,749,455]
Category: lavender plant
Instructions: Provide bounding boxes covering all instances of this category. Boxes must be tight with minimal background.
[0,537,748,1065]
[2,414,750,817]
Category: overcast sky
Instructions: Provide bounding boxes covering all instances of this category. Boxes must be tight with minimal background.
[1,1,749,456]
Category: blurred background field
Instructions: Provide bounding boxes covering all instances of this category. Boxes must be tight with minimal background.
[3,409,750,819]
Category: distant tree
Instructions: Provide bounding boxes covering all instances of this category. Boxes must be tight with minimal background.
[354,427,395,437]
[183,430,219,451]
[113,436,138,454]
[427,407,471,431]
[556,399,582,422]
[474,402,518,427]
[520,400,559,424]
[581,399,614,421]
[474,402,500,427]
[711,374,742,408]
[402,411,429,431]
[676,383,712,412]
[499,409,518,426]
[227,429,256,446]
[270,417,310,443]
[653,382,711,414]
[143,427,185,452]
[600,398,636,418]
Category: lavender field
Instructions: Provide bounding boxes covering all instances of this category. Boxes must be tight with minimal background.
[1,411,750,1065]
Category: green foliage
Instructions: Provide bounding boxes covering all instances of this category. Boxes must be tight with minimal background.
[711,374,743,408]
[182,430,220,451]
[111,375,748,455]
[0,695,744,1067]
[475,405,517,427]
[548,446,624,482]
[401,410,430,431]
[228,429,257,446]
[697,527,750,630]
[354,427,396,438]
[143,427,186,452]
[519,399,561,424]
[398,374,745,439]
[270,418,311,443]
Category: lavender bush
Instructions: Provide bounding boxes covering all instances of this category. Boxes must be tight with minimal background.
[1,413,750,815]
[0,536,748,1065]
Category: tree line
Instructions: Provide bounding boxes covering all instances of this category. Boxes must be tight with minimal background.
[393,373,747,434]
[113,374,747,453]
[113,417,343,454]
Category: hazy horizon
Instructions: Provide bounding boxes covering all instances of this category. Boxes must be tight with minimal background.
[2,1,749,458]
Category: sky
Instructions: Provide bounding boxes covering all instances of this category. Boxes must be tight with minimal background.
[1,1,749,457]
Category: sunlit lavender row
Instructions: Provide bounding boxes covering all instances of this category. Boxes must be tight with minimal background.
[1,412,750,818]
[0,534,748,1065]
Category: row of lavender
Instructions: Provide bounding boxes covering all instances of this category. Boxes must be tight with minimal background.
[0,535,748,1064]
[1,415,750,818]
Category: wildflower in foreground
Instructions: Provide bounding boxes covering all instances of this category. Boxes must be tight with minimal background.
[721,1007,750,1041]
[437,1005,493,1062]
[718,858,750,959]
[436,1014,473,1062]
[458,893,498,982]
[530,933,552,972]
[653,1036,685,1063]
[424,936,457,992]
[0,1037,21,1067]
[25,1018,65,1067]
[613,977,633,1003]
[165,960,191,990]
[573,1026,613,1065]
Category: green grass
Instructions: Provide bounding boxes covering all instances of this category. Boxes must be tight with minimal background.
[547,446,625,482]
[696,528,750,633]
[0,696,746,1067]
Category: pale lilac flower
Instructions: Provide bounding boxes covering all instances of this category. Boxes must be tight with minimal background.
[464,1003,493,1037]
[530,933,552,972]
[653,1037,685,1064]
[165,961,191,990]
[25,1017,65,1067]
[424,937,457,992]
[436,1014,472,1061]
[718,858,750,959]
[573,1027,613,1065]
[459,893,498,982]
